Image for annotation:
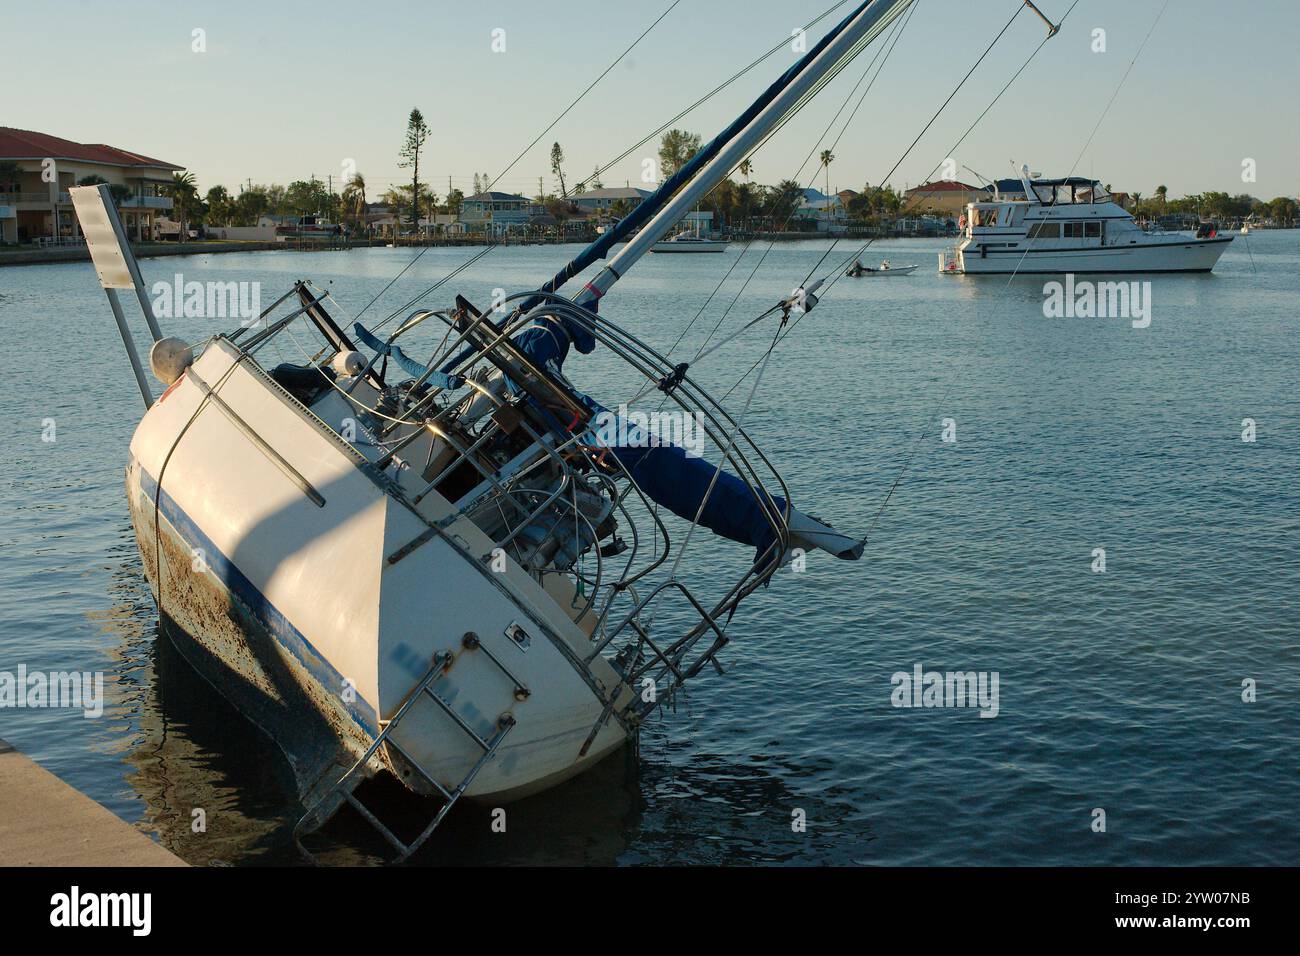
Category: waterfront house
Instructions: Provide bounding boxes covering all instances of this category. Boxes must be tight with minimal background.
[568,186,652,215]
[0,127,184,244]
[797,187,847,232]
[903,179,984,215]
[458,191,540,236]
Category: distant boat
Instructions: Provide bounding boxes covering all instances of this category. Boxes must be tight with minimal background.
[275,215,343,241]
[651,227,728,253]
[939,165,1233,274]
[845,260,917,277]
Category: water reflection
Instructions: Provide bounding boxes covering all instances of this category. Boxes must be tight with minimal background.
[112,593,851,865]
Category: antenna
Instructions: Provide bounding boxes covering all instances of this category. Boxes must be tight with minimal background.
[962,165,993,189]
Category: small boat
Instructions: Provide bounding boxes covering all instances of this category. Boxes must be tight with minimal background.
[845,259,917,277]
[275,215,343,241]
[651,227,728,253]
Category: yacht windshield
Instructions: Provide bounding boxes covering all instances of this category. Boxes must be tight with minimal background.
[1031,179,1108,205]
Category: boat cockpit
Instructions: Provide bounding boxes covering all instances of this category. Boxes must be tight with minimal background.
[225,280,796,714]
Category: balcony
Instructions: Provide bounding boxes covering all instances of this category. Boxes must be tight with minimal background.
[0,191,172,211]
[0,192,60,205]
[120,195,173,210]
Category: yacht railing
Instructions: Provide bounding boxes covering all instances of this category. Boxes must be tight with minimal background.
[222,281,792,719]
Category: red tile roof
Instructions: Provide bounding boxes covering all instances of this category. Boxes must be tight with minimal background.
[0,127,183,170]
[906,180,981,193]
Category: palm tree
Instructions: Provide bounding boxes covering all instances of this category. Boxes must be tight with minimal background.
[166,171,198,241]
[734,181,754,232]
[819,150,835,230]
[738,158,753,183]
[341,172,368,234]
[1156,184,1168,213]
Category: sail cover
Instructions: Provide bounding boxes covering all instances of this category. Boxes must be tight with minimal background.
[509,316,861,569]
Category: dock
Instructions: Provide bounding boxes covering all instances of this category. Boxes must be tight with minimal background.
[0,738,186,867]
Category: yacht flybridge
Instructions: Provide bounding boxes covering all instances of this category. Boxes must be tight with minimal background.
[71,0,922,862]
[939,167,1233,274]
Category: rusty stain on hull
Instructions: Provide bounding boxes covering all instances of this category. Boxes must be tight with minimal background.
[127,461,380,808]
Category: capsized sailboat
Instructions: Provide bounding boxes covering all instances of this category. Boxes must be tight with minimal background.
[72,0,914,862]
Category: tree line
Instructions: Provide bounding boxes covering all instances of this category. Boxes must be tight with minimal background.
[63,114,1298,239]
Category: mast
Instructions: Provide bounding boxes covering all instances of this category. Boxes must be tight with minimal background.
[525,0,912,313]
[574,0,909,306]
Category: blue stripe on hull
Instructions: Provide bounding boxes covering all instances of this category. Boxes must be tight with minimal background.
[135,461,380,736]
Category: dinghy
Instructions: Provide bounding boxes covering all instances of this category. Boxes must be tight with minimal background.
[71,0,919,863]
[845,259,918,277]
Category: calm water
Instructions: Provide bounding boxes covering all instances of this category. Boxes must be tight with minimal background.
[1,234,1296,866]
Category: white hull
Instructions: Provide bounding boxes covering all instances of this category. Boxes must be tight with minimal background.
[941,236,1232,274]
[126,339,631,807]
[651,239,729,253]
[846,264,917,277]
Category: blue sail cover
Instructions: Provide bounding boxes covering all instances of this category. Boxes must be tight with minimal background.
[352,322,465,390]
[512,316,785,568]
[612,442,786,569]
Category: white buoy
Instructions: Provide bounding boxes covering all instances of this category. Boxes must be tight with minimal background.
[149,337,192,385]
[331,350,365,376]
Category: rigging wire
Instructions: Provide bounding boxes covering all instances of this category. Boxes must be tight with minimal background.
[816,0,1082,294]
[801,0,1028,287]
[648,1,918,387]
[387,1,904,338]
[352,0,685,326]
[573,1,853,192]
[687,0,1087,551]
[1067,0,1171,179]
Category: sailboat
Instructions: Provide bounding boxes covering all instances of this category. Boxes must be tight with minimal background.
[651,220,729,253]
[71,0,914,862]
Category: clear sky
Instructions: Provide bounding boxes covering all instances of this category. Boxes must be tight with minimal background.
[7,0,1298,201]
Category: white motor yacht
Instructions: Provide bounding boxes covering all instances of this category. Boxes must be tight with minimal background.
[939,166,1232,274]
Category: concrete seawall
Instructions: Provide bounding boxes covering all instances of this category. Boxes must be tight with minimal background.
[0,738,186,867]
[0,240,304,267]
